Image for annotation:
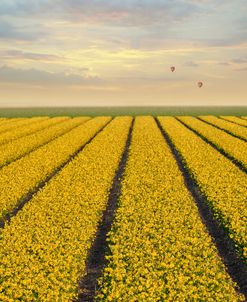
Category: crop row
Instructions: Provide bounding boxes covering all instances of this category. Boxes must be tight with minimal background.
[0,117,47,135]
[0,116,132,301]
[158,117,247,262]
[199,116,247,140]
[177,116,247,169]
[0,116,67,146]
[0,118,17,127]
[0,118,7,124]
[97,116,243,302]
[0,117,89,167]
[0,116,107,221]
[220,116,247,127]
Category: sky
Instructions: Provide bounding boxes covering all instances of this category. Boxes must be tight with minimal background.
[0,0,246,107]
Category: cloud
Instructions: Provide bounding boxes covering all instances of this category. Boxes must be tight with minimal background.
[232,56,247,64]
[0,1,49,16]
[218,62,231,66]
[235,67,247,72]
[184,61,199,67]
[1,0,246,50]
[0,65,101,87]
[219,56,247,67]
[0,20,47,41]
[56,0,200,27]
[0,0,200,26]
[0,50,61,61]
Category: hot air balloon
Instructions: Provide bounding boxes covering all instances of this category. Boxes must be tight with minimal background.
[170,66,175,72]
[198,81,203,88]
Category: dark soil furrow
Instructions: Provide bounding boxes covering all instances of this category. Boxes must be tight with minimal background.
[77,118,134,302]
[176,118,247,174]
[0,119,112,228]
[155,117,247,300]
[197,117,247,142]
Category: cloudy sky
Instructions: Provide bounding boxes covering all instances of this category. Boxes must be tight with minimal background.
[0,0,246,107]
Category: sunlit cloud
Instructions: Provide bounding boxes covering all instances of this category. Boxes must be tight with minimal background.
[232,56,247,64]
[0,50,62,61]
[235,67,247,72]
[0,0,246,106]
[0,20,40,41]
[184,61,199,67]
[55,0,199,27]
[0,65,101,87]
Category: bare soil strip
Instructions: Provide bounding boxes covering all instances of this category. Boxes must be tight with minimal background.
[77,118,134,302]
[0,120,112,228]
[0,120,88,170]
[155,118,247,299]
[176,118,247,174]
[197,117,247,142]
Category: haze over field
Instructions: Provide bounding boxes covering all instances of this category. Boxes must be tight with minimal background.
[0,0,246,107]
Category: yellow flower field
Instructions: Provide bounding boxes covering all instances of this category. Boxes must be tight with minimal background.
[0,116,132,301]
[0,117,109,220]
[97,116,244,301]
[158,117,247,261]
[0,117,47,135]
[0,116,65,146]
[220,116,247,127]
[0,117,87,167]
[0,115,245,301]
[177,116,247,168]
[199,116,247,140]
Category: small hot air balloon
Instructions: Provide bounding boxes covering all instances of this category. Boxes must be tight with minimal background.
[170,66,175,72]
[198,81,203,88]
